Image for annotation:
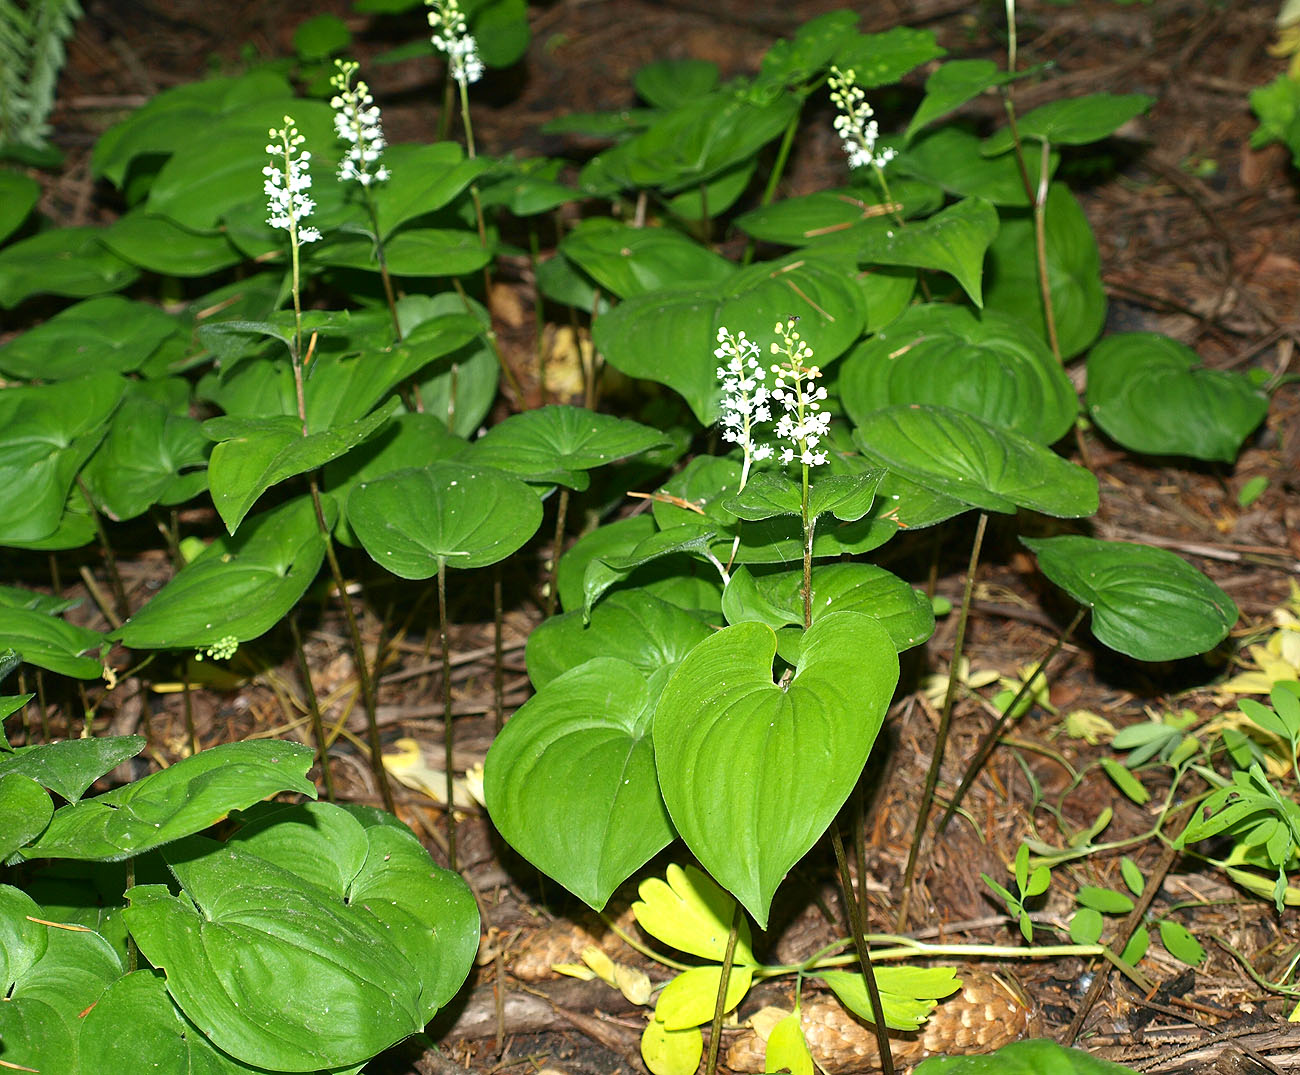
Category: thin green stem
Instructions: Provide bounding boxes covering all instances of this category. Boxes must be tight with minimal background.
[704,904,742,1075]
[936,605,1086,838]
[743,110,801,267]
[831,826,895,1075]
[289,612,336,802]
[76,479,127,625]
[898,511,988,931]
[545,487,569,618]
[364,193,402,342]
[438,558,457,870]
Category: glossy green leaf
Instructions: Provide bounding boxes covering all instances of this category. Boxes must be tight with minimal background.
[22,740,315,861]
[125,835,423,1070]
[634,58,720,109]
[0,885,50,990]
[906,60,1012,141]
[817,966,961,1031]
[0,295,181,380]
[114,495,331,649]
[484,658,675,909]
[0,773,52,857]
[632,863,755,965]
[894,127,1057,208]
[100,210,243,276]
[349,461,542,577]
[913,1038,1142,1073]
[855,197,998,307]
[734,180,943,247]
[758,10,858,87]
[654,613,898,927]
[833,26,944,88]
[0,226,140,307]
[853,405,1098,517]
[583,524,720,617]
[1158,919,1205,966]
[839,304,1077,443]
[0,372,124,544]
[655,964,753,1030]
[641,1018,703,1075]
[984,184,1105,358]
[0,489,98,552]
[984,93,1153,155]
[525,588,711,690]
[594,251,867,424]
[313,226,491,275]
[0,170,40,244]
[228,801,480,1019]
[0,609,104,679]
[0,736,145,803]
[665,157,757,221]
[1086,332,1269,462]
[370,142,489,235]
[206,398,399,533]
[1021,535,1237,661]
[561,220,734,298]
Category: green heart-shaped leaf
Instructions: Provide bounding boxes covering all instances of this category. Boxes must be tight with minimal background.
[983,93,1153,155]
[0,296,183,380]
[0,736,145,803]
[485,658,675,909]
[561,220,734,299]
[0,610,104,679]
[1022,535,1238,661]
[653,612,898,927]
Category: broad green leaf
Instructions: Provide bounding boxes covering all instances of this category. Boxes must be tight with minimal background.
[0,226,139,307]
[0,588,79,615]
[228,801,479,1019]
[734,180,945,247]
[765,1010,814,1075]
[1122,923,1150,965]
[1070,908,1104,945]
[655,964,753,1030]
[82,394,210,521]
[313,226,492,275]
[349,461,543,577]
[0,736,145,803]
[0,773,53,858]
[855,197,997,306]
[984,93,1154,155]
[817,966,961,1030]
[1158,919,1205,966]
[99,210,243,276]
[369,142,488,236]
[1086,333,1269,463]
[594,251,867,424]
[913,1038,1143,1073]
[853,405,1098,518]
[894,127,1057,208]
[1021,536,1237,661]
[125,837,421,1070]
[0,295,182,380]
[665,157,757,221]
[632,863,755,965]
[0,372,124,544]
[984,184,1105,358]
[0,885,49,990]
[758,10,859,87]
[114,495,331,650]
[585,524,720,617]
[906,60,1013,141]
[635,58,720,109]
[1075,885,1134,914]
[484,658,675,909]
[206,398,399,533]
[525,588,711,689]
[833,27,945,88]
[838,304,1077,444]
[642,1018,703,1075]
[464,405,669,490]
[0,170,40,244]
[723,471,882,526]
[561,220,734,298]
[22,740,315,861]
[0,609,104,679]
[654,613,898,927]
[0,488,97,552]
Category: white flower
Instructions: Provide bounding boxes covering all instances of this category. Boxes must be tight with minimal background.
[828,66,896,171]
[769,320,830,468]
[716,327,774,465]
[427,0,484,86]
[263,116,321,243]
[330,60,390,187]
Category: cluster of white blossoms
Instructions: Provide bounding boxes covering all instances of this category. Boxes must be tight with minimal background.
[330,60,390,187]
[427,0,484,86]
[770,320,831,467]
[263,116,321,243]
[716,328,773,466]
[828,65,896,171]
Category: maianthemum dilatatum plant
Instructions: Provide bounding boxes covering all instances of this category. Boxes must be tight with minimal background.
[0,0,1278,1071]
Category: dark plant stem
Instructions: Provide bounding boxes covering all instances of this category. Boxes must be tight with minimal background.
[182,661,198,757]
[493,565,505,733]
[125,857,138,972]
[77,479,128,624]
[364,197,402,343]
[47,552,61,594]
[831,826,895,1075]
[545,487,570,618]
[704,904,742,1075]
[437,558,458,870]
[289,612,336,802]
[897,511,988,931]
[935,606,1087,839]
[33,669,49,739]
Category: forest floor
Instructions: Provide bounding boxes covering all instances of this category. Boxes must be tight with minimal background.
[23,0,1300,1071]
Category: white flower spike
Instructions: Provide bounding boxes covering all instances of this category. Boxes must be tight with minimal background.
[330,60,390,187]
[828,66,896,172]
[263,116,321,243]
[769,319,831,468]
[716,327,774,475]
[427,0,484,86]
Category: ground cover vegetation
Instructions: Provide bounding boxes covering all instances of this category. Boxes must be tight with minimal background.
[0,0,1297,1072]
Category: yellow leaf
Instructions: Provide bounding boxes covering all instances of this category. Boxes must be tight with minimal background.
[614,962,652,1006]
[552,962,596,981]
[655,965,753,1030]
[641,1018,703,1075]
[381,737,477,809]
[581,944,617,986]
[1062,709,1117,745]
[746,1006,791,1042]
[764,1010,813,1075]
[633,863,755,964]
